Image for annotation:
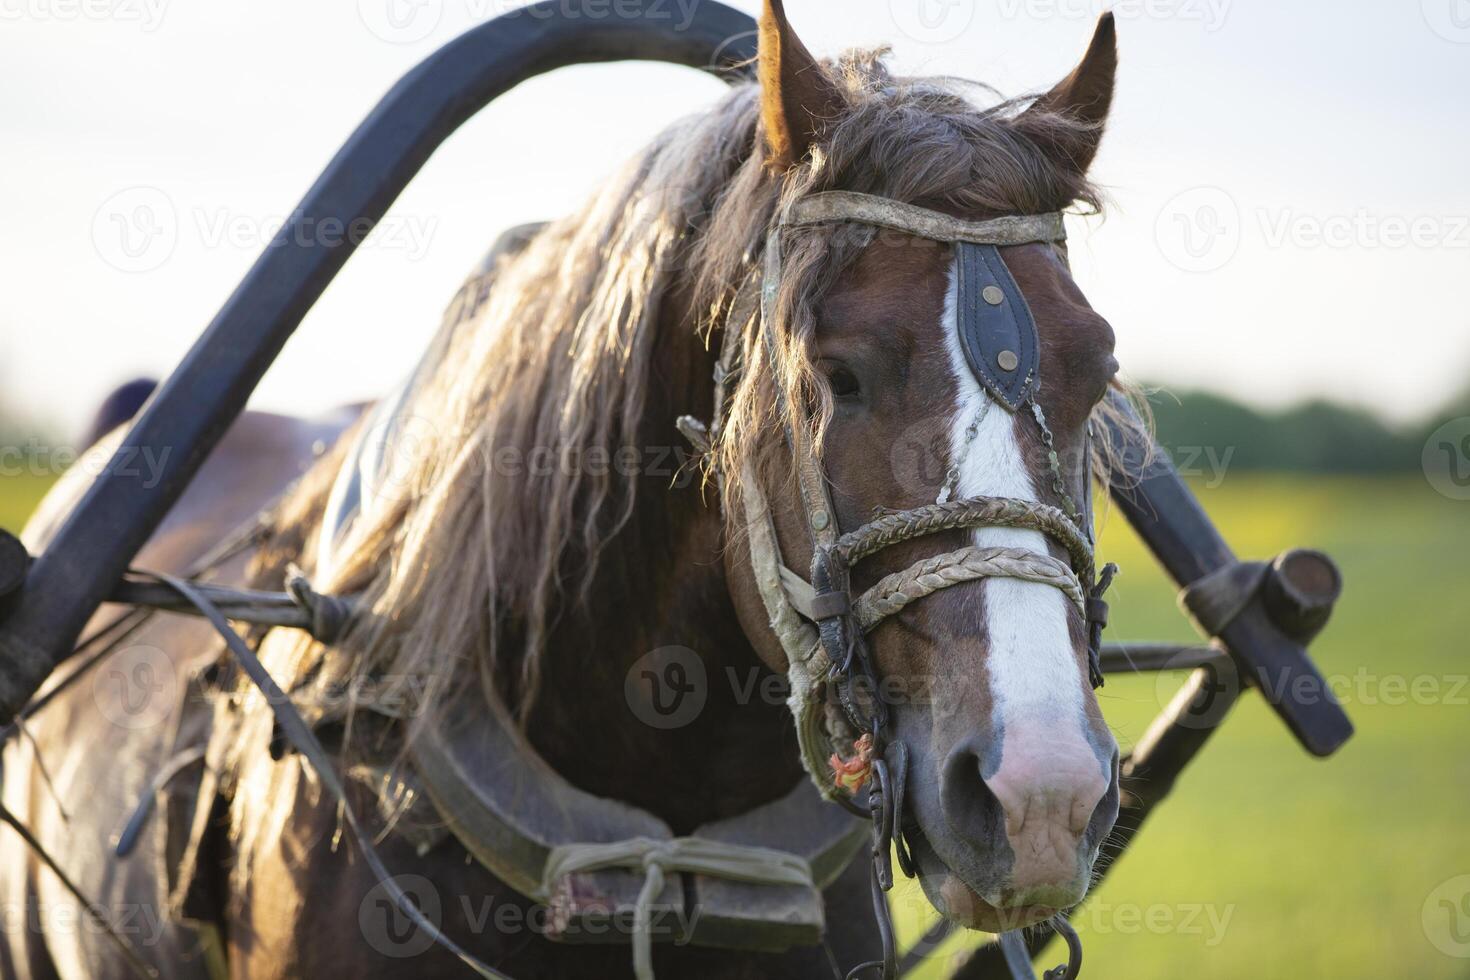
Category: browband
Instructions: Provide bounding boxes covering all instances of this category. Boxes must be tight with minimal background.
[782,190,1067,246]
[776,190,1064,412]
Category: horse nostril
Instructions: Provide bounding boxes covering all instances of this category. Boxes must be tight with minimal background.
[939,737,1008,842]
[1085,750,1122,846]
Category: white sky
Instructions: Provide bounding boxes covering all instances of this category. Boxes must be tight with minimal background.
[2,0,1467,437]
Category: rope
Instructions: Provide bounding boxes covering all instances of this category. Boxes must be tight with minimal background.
[833,495,1094,582]
[104,570,354,643]
[854,546,1085,630]
[284,564,352,643]
[541,836,815,980]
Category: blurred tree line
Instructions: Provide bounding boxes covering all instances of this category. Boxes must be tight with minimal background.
[1,381,1466,476]
[1146,383,1467,473]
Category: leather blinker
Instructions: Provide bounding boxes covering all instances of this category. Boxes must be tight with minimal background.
[955,242,1039,412]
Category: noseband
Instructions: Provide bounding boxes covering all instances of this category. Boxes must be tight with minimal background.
[680,190,1117,979]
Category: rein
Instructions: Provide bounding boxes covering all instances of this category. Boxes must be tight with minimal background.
[681,190,1118,980]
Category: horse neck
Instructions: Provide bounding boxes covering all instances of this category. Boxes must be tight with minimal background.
[517,286,805,834]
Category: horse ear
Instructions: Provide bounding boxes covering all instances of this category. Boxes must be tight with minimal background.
[1017,12,1117,174]
[758,0,846,171]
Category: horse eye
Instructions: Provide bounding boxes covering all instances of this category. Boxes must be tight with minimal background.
[825,364,861,400]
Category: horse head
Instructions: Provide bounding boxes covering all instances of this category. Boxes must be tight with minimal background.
[719,0,1125,933]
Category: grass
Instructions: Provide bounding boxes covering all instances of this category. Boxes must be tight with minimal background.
[0,472,57,537]
[2,471,1466,977]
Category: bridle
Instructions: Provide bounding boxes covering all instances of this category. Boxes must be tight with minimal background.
[680,190,1119,979]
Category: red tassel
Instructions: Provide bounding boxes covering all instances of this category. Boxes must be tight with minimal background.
[830,733,875,793]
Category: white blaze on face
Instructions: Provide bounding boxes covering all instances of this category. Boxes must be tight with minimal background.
[940,263,1106,889]
[941,263,1084,732]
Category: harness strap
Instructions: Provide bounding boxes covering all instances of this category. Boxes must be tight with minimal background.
[736,463,837,789]
[832,495,1094,581]
[783,191,1067,245]
[542,837,815,980]
[854,546,1085,629]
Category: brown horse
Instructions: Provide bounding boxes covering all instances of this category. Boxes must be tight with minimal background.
[0,2,1139,976]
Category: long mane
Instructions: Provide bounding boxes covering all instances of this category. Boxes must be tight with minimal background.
[242,49,1143,757]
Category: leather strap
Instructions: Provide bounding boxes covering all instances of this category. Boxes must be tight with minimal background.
[955,243,1040,412]
[783,191,1066,246]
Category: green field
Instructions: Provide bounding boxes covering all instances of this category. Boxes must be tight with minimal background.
[2,472,1466,978]
[0,472,55,538]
